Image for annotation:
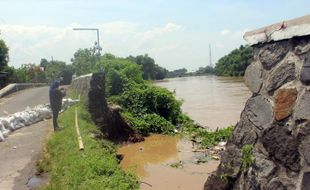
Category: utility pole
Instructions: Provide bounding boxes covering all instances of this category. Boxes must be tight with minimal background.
[209,44,213,68]
[73,28,102,56]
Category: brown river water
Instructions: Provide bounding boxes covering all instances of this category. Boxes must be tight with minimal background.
[156,75,251,129]
[118,76,251,190]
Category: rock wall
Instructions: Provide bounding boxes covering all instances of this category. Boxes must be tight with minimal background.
[70,73,144,142]
[204,35,310,190]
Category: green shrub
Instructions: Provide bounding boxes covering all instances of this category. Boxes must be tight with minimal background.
[117,83,182,124]
[98,57,143,96]
[122,112,174,135]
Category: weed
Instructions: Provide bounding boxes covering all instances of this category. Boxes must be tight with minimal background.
[241,144,254,172]
[181,117,234,148]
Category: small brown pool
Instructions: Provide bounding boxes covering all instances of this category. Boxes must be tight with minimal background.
[118,134,219,190]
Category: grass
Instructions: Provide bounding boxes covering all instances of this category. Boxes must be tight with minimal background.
[39,104,139,190]
[241,144,254,172]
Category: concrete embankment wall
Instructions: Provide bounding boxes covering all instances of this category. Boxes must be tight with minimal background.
[205,15,310,189]
[70,73,144,142]
[0,83,46,98]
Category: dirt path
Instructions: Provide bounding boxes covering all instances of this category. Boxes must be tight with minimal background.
[0,120,51,190]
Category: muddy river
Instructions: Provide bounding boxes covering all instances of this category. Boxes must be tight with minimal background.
[118,135,219,190]
[118,76,251,190]
[156,75,251,129]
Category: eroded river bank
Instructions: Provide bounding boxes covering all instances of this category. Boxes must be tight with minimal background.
[118,75,250,189]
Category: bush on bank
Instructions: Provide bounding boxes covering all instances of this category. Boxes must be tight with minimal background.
[40,104,139,190]
[99,55,234,140]
[98,56,181,135]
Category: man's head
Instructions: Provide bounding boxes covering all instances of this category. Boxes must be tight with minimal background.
[54,81,60,88]
[50,81,60,90]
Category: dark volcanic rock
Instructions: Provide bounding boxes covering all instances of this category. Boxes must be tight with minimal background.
[294,38,310,55]
[218,144,242,178]
[244,95,273,130]
[253,152,276,183]
[262,123,300,171]
[266,59,296,94]
[266,178,296,190]
[204,174,232,190]
[259,40,290,70]
[294,88,310,121]
[274,88,298,121]
[299,136,310,165]
[301,172,310,190]
[300,51,310,85]
[244,61,263,93]
[232,168,260,190]
[230,111,258,147]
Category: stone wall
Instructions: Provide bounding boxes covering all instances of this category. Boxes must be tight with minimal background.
[204,35,310,190]
[70,73,144,142]
[70,74,92,103]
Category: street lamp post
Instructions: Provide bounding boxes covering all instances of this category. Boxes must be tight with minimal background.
[73,28,102,55]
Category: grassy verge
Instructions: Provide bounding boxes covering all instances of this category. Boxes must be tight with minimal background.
[39,104,139,190]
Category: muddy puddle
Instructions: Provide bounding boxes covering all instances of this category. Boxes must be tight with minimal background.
[118,134,219,190]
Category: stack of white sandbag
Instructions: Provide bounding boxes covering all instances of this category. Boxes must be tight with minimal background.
[61,98,80,112]
[0,98,79,142]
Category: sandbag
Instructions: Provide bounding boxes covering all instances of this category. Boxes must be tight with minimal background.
[0,130,4,142]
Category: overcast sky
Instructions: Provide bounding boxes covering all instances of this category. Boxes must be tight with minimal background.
[0,0,309,71]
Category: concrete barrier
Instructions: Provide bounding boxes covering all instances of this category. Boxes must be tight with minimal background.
[0,83,46,98]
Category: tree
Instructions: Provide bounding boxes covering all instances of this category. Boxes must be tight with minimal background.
[167,68,188,78]
[39,58,49,70]
[71,48,98,76]
[214,45,253,77]
[155,64,168,80]
[127,54,167,80]
[196,66,214,75]
[12,64,46,83]
[44,60,66,82]
[98,56,143,96]
[0,39,9,72]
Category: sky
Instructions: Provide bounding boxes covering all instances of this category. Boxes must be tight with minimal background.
[0,0,309,71]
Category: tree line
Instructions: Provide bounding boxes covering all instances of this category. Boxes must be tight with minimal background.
[167,45,253,78]
[0,38,168,88]
[0,36,253,89]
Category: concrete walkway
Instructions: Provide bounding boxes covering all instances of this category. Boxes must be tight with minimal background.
[0,87,52,189]
[0,120,51,190]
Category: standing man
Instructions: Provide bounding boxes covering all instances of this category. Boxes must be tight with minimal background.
[49,81,66,131]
